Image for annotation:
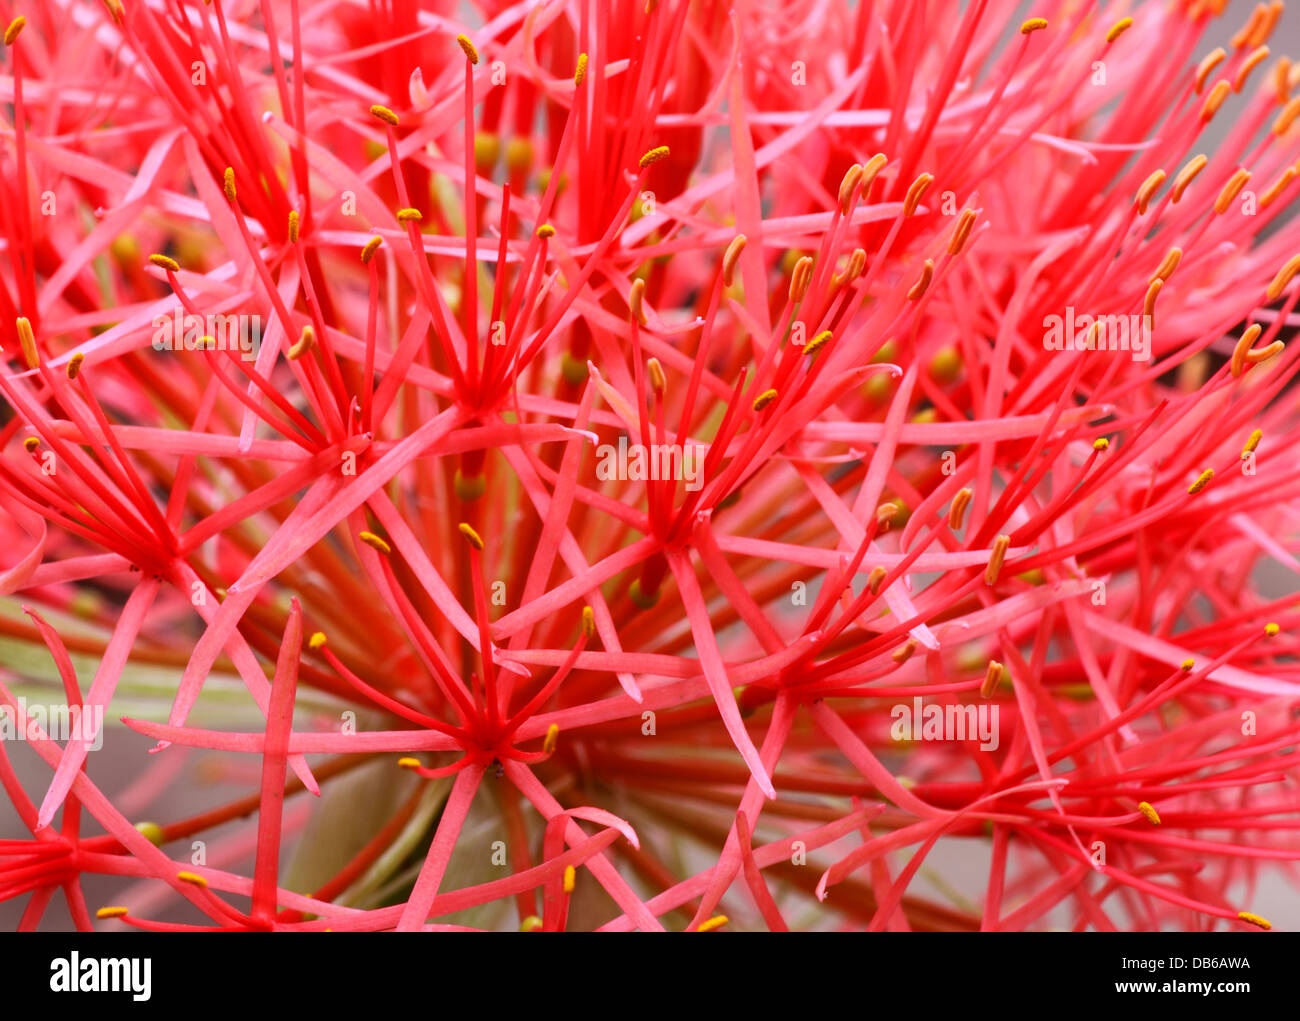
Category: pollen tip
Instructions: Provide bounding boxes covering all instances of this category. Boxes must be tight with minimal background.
[358,530,392,555]
[96,906,129,920]
[222,167,236,203]
[1020,17,1048,34]
[1138,801,1161,825]
[581,605,596,640]
[4,15,26,45]
[288,325,315,360]
[751,388,778,412]
[370,104,399,127]
[361,235,384,264]
[15,316,38,369]
[981,660,1004,698]
[574,52,588,87]
[1106,16,1132,42]
[562,864,576,894]
[1238,911,1272,930]
[629,277,648,326]
[458,522,484,550]
[722,234,747,287]
[903,172,934,216]
[804,329,833,357]
[396,207,422,222]
[67,351,85,380]
[647,357,666,395]
[1093,437,1110,451]
[544,723,560,755]
[1187,469,1214,495]
[698,915,729,932]
[397,757,421,770]
[148,253,180,272]
[456,33,479,65]
[520,915,543,932]
[1265,621,1280,636]
[984,534,1011,585]
[638,145,670,169]
[309,631,327,650]
[1242,428,1263,456]
[288,209,300,244]
[1181,657,1195,671]
[535,223,556,239]
[22,436,39,453]
[176,870,207,888]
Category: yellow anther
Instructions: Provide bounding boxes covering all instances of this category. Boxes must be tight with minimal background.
[222,167,236,203]
[892,639,917,664]
[1138,801,1161,825]
[1242,429,1263,456]
[902,172,933,216]
[1232,323,1264,377]
[1267,253,1300,300]
[456,34,479,65]
[789,256,814,302]
[458,522,484,550]
[1276,56,1292,102]
[981,661,1004,698]
[370,104,399,127]
[876,502,899,529]
[1093,437,1110,451]
[134,821,165,846]
[15,316,38,370]
[1237,911,1272,930]
[1135,170,1166,214]
[361,235,384,264]
[907,259,934,301]
[949,208,977,255]
[149,253,180,272]
[838,163,864,215]
[101,0,124,25]
[646,357,665,395]
[288,326,315,361]
[288,210,300,244]
[629,277,648,326]
[1188,469,1214,495]
[1235,46,1270,92]
[860,153,888,192]
[1265,621,1281,637]
[638,145,670,169]
[562,865,576,894]
[1020,17,1048,34]
[66,352,85,380]
[867,566,888,595]
[1214,168,1251,214]
[722,234,746,287]
[1181,658,1195,671]
[396,207,422,222]
[176,871,208,888]
[1143,278,1162,325]
[23,436,39,453]
[698,915,729,932]
[1260,166,1295,208]
[4,16,27,44]
[1249,0,1282,48]
[309,631,327,650]
[948,487,973,530]
[96,906,129,919]
[544,724,559,755]
[1274,96,1300,134]
[751,388,778,412]
[535,223,555,239]
[359,530,392,555]
[397,757,421,770]
[1105,17,1132,42]
[1232,3,1266,49]
[804,329,833,357]
[520,915,543,931]
[581,605,596,640]
[574,53,588,87]
[1200,79,1231,121]
[1171,155,1207,203]
[985,534,1011,586]
[1195,49,1226,93]
[1151,247,1182,284]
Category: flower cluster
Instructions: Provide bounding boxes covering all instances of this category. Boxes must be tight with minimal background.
[1,0,1299,931]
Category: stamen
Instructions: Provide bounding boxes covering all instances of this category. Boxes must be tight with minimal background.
[535,224,555,238]
[1242,429,1263,456]
[1195,49,1226,93]
[907,259,934,300]
[359,530,392,555]
[544,724,559,755]
[177,871,208,888]
[361,235,384,264]
[1181,658,1195,671]
[1231,323,1264,377]
[574,53,588,87]
[1138,801,1161,825]
[1151,247,1181,283]
[903,172,934,216]
[1143,278,1161,324]
[562,865,576,894]
[520,916,543,932]
[860,153,888,192]
[891,640,917,663]
[1172,155,1208,203]
[1135,170,1166,213]
[1214,168,1251,213]
[981,661,1003,698]
[397,757,421,769]
[949,208,977,255]
[396,208,422,222]
[1265,621,1281,637]
[789,256,814,302]
[985,535,1011,585]
[751,388,778,412]
[1187,469,1214,495]
[96,906,128,919]
[15,316,38,369]
[867,566,888,594]
[639,146,671,169]
[67,352,84,380]
[722,235,746,287]
[1260,166,1295,207]
[1234,46,1269,91]
[647,357,666,397]
[4,16,26,44]
[149,253,180,272]
[23,436,39,453]
[1231,3,1265,49]
[288,210,300,244]
[1266,253,1300,300]
[1020,17,1048,34]
[1093,437,1110,451]
[629,278,648,325]
[458,522,485,550]
[370,104,399,127]
[1273,96,1300,133]
[288,325,315,360]
[456,34,479,65]
[222,167,236,203]
[309,632,327,650]
[582,606,596,640]
[838,164,863,215]
[948,487,972,530]
[1237,911,1272,930]
[1200,79,1231,121]
[804,329,833,357]
[1277,56,1292,102]
[698,915,729,932]
[1106,17,1132,42]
